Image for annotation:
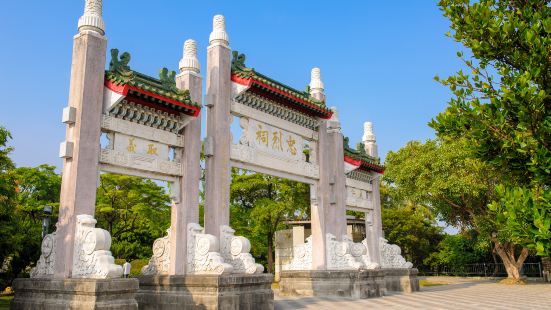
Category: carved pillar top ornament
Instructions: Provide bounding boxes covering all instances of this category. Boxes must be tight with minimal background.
[328,106,341,133]
[362,121,378,158]
[77,0,105,35]
[363,122,376,143]
[209,15,229,47]
[309,68,325,101]
[179,39,200,74]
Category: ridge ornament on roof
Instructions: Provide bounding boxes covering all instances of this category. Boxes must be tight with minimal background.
[230,51,333,119]
[105,49,200,117]
[343,136,384,174]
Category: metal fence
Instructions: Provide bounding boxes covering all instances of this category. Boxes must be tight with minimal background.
[419,263,543,278]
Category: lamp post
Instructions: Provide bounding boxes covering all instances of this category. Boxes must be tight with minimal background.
[42,205,52,239]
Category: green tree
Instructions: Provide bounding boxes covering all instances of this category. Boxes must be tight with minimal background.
[382,206,444,269]
[95,173,171,260]
[230,169,310,273]
[9,165,61,279]
[384,139,533,279]
[432,0,551,262]
[425,232,492,273]
[13,165,61,220]
[0,126,17,282]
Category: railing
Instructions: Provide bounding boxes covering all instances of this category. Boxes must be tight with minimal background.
[419,263,543,278]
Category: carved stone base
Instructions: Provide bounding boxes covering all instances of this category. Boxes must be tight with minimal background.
[383,268,420,293]
[278,270,385,299]
[10,278,138,310]
[137,274,274,310]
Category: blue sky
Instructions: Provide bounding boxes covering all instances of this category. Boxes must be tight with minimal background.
[0,1,465,169]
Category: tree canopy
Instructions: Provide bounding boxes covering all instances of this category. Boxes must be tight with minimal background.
[95,173,171,260]
[230,169,310,273]
[432,0,551,259]
[0,126,17,276]
[384,138,532,279]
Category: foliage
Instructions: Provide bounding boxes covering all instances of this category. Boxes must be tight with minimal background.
[432,0,551,257]
[489,185,551,256]
[424,233,492,271]
[7,165,61,282]
[95,174,171,260]
[383,138,536,278]
[230,169,310,273]
[381,206,444,269]
[0,126,16,272]
[384,139,497,230]
[13,165,60,221]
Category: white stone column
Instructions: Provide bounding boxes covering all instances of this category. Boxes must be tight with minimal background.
[369,174,382,265]
[327,107,347,240]
[171,39,202,275]
[363,121,382,264]
[54,0,107,279]
[363,122,378,158]
[309,182,326,269]
[204,15,232,238]
[310,68,329,269]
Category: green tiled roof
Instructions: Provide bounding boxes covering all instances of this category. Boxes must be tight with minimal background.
[105,49,200,109]
[231,51,332,117]
[343,136,384,172]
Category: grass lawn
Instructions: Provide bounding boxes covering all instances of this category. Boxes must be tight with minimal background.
[0,296,13,310]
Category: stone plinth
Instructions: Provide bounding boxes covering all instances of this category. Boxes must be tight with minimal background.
[279,270,385,299]
[11,278,138,310]
[137,274,274,310]
[383,268,420,293]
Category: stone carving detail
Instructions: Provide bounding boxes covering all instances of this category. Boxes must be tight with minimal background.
[326,234,364,270]
[281,234,378,271]
[220,225,264,274]
[361,239,381,269]
[72,215,122,278]
[234,92,318,130]
[100,148,182,177]
[282,236,313,271]
[186,223,233,274]
[346,170,374,183]
[30,232,57,278]
[141,229,171,275]
[379,237,413,268]
[101,116,184,148]
[346,185,372,210]
[108,100,189,134]
[78,0,105,34]
[142,224,233,275]
[238,117,250,146]
[230,143,319,180]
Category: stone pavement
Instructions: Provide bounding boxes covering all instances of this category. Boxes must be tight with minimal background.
[274,279,551,309]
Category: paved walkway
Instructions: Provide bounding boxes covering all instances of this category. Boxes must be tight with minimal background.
[274,280,551,309]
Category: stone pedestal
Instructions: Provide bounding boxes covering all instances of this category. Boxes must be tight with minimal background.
[137,274,274,310]
[383,268,420,293]
[279,270,385,299]
[10,278,138,310]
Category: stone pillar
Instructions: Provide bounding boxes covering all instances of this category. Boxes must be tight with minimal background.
[204,15,232,238]
[54,0,107,279]
[312,69,347,247]
[170,39,202,275]
[327,107,347,239]
[363,121,382,264]
[309,182,326,270]
[370,174,383,265]
[310,68,346,270]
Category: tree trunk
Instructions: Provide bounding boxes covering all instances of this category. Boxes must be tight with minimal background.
[267,231,274,274]
[491,235,529,280]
